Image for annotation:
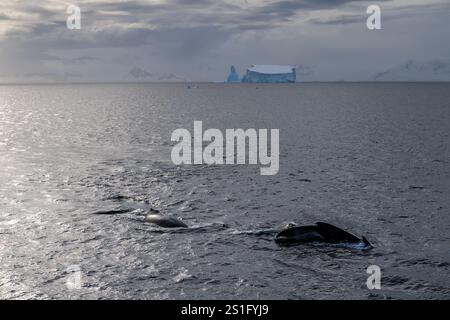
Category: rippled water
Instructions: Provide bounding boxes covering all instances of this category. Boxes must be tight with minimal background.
[0,83,449,299]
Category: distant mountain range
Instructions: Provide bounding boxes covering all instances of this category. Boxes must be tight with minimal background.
[9,63,449,84]
[126,67,188,82]
[372,60,450,81]
[128,67,153,79]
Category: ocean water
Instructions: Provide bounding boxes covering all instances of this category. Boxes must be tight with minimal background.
[0,83,449,299]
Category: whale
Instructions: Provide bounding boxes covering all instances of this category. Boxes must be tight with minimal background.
[92,208,131,215]
[145,213,188,228]
[275,222,372,249]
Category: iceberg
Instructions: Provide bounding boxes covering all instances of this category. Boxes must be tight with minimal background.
[242,65,296,83]
[226,65,240,83]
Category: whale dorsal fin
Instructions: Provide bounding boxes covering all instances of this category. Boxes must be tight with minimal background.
[315,222,361,243]
[361,236,373,248]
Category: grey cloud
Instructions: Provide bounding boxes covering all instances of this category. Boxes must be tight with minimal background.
[149,26,233,58]
[310,1,450,26]
[236,0,390,29]
[0,13,14,21]
[69,56,98,64]
[91,0,168,12]
[1,0,389,52]
[296,65,315,76]
[309,14,363,25]
[6,0,374,44]
[252,0,388,15]
[21,71,82,81]
[41,54,98,65]
[171,0,216,6]
[1,0,449,82]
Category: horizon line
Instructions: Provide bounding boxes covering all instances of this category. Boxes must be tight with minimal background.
[1,80,450,85]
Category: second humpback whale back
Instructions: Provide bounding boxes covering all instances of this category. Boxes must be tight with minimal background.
[275,222,372,248]
[145,213,188,228]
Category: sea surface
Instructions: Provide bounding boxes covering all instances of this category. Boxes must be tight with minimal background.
[0,83,449,299]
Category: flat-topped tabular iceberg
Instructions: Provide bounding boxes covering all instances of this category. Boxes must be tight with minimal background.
[242,65,296,83]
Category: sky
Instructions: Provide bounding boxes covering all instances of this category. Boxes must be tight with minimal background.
[0,0,449,82]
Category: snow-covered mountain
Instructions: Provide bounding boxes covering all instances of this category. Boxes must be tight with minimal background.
[128,67,153,79]
[372,60,450,81]
[157,73,188,82]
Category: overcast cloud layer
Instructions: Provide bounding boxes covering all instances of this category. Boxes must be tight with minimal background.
[0,0,449,82]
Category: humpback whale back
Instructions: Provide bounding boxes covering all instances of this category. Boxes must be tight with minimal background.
[275,225,324,245]
[145,214,188,228]
[275,222,372,249]
[315,222,361,243]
